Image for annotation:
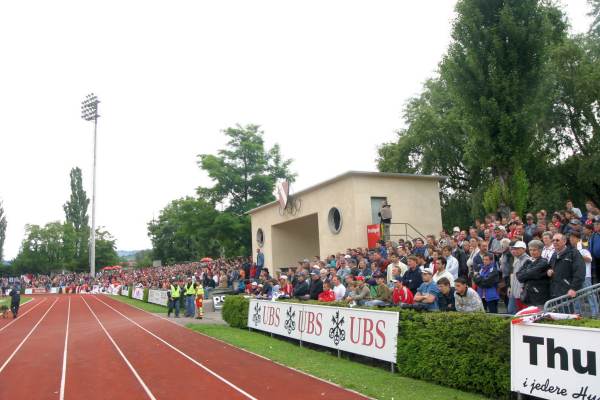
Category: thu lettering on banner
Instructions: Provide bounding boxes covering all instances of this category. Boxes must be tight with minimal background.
[511,323,600,400]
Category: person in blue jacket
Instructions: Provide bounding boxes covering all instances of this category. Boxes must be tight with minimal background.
[472,253,500,313]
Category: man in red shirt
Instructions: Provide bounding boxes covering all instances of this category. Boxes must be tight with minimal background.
[392,279,414,305]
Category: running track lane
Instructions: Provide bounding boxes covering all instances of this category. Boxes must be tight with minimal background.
[64,295,150,400]
[94,295,369,400]
[0,296,66,399]
[0,297,53,363]
[0,296,43,330]
[84,295,247,400]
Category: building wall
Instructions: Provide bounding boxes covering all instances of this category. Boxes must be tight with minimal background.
[250,174,443,274]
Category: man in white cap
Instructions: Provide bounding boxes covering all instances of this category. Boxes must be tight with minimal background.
[508,241,530,314]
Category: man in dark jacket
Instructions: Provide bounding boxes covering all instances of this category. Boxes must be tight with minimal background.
[548,233,585,298]
[293,274,310,299]
[516,240,551,306]
[402,256,423,295]
[9,285,20,318]
[308,272,323,300]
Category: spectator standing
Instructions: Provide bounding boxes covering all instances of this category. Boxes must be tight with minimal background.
[450,238,468,279]
[589,220,600,283]
[541,232,555,261]
[472,253,500,313]
[508,241,530,314]
[570,232,598,316]
[442,246,459,280]
[378,201,392,241]
[255,248,264,280]
[566,200,583,219]
[516,240,551,307]
[454,278,484,312]
[548,233,586,298]
[432,257,454,286]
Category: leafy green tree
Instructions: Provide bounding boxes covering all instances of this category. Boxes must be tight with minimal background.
[197,124,295,215]
[0,200,6,263]
[134,249,154,268]
[63,167,90,262]
[441,0,566,208]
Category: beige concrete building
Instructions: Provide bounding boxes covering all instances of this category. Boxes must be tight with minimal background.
[248,171,445,273]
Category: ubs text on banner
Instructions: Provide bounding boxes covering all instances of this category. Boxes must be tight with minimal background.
[247,299,398,363]
[511,323,600,400]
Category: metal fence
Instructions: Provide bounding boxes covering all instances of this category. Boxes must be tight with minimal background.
[543,282,600,318]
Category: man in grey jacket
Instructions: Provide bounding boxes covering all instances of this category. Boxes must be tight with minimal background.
[509,241,530,314]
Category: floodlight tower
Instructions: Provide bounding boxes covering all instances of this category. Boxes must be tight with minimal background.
[81,93,100,277]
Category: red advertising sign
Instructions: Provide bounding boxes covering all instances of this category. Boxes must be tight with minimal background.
[367,224,381,249]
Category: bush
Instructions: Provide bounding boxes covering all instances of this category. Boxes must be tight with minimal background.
[540,318,600,329]
[224,298,511,398]
[143,288,149,303]
[128,286,133,299]
[222,295,250,328]
[396,311,510,399]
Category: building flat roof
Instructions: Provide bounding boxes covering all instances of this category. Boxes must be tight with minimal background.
[247,170,446,215]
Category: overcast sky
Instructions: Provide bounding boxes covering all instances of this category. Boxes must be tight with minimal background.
[0,1,593,259]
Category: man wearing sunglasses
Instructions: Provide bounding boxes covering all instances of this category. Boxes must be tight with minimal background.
[547,233,585,299]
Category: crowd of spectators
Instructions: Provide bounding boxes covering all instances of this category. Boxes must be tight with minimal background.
[3,199,599,316]
[241,199,600,316]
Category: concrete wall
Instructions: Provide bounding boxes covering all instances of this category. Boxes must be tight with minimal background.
[250,173,443,274]
[271,213,320,269]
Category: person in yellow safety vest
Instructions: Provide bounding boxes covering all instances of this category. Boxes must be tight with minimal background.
[167,280,181,318]
[194,282,204,319]
[184,277,196,318]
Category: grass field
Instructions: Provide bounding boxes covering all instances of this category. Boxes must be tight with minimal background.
[0,296,32,308]
[109,295,168,313]
[187,324,486,400]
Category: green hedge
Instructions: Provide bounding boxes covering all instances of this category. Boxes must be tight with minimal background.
[222,295,250,328]
[143,288,149,303]
[222,296,511,399]
[128,286,133,299]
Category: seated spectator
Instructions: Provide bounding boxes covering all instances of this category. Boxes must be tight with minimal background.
[392,279,413,305]
[344,276,371,306]
[318,281,336,302]
[308,272,324,300]
[432,257,454,286]
[331,276,346,301]
[357,260,372,279]
[293,274,310,300]
[472,253,500,313]
[278,275,293,299]
[436,277,455,311]
[454,278,484,312]
[409,268,440,311]
[516,239,551,307]
[364,276,392,307]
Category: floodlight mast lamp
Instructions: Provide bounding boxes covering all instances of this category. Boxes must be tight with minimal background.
[81,93,100,277]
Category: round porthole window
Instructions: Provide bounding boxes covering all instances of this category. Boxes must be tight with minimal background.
[328,207,342,234]
[256,228,265,247]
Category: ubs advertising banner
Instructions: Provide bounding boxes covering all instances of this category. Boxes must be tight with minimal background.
[247,300,398,363]
[511,323,600,399]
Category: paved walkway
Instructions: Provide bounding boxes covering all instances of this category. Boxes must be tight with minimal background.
[154,310,226,327]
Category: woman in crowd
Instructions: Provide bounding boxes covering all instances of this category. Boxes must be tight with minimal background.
[516,240,551,307]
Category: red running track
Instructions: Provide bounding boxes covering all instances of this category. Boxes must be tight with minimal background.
[0,295,369,400]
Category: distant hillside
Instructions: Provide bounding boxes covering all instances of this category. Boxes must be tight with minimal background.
[117,250,144,261]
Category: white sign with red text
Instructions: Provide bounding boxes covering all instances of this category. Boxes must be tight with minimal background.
[511,323,600,400]
[247,300,398,363]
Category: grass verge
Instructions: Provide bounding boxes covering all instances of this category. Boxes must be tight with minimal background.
[0,296,32,308]
[109,295,168,313]
[186,324,486,400]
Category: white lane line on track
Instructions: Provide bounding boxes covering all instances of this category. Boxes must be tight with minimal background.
[81,296,157,400]
[93,295,258,400]
[0,298,47,334]
[0,298,59,374]
[59,297,71,400]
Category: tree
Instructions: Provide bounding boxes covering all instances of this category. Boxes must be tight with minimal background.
[197,124,295,215]
[441,0,566,211]
[63,167,90,262]
[0,200,6,263]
